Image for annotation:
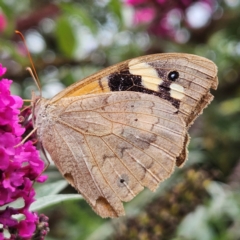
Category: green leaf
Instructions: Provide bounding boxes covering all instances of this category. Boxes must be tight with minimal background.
[35,180,68,198]
[108,0,123,23]
[30,194,82,211]
[55,16,77,58]
[0,198,24,210]
[60,3,98,34]
[219,97,240,115]
[177,206,215,240]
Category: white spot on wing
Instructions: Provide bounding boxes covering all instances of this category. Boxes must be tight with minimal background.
[170,83,185,100]
[128,59,163,92]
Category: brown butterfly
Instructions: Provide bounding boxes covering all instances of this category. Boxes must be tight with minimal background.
[32,53,218,218]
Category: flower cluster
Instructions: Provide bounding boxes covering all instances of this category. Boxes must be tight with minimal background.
[0,11,6,33]
[125,0,215,42]
[0,64,48,239]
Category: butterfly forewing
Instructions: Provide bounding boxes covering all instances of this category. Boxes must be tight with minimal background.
[50,53,218,127]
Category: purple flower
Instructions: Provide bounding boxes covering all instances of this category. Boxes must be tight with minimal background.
[0,64,49,239]
[126,0,147,5]
[17,210,38,238]
[0,12,6,33]
[133,7,156,24]
[125,0,216,42]
[0,207,18,228]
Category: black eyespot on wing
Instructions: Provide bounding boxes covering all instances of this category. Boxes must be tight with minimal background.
[120,179,125,183]
[108,68,180,109]
[118,174,129,187]
[168,71,179,81]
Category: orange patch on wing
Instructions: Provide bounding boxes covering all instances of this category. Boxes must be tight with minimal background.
[64,78,111,97]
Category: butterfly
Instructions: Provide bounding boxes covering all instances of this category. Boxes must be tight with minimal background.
[32,53,218,218]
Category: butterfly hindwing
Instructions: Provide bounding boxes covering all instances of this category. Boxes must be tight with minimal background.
[36,91,188,218]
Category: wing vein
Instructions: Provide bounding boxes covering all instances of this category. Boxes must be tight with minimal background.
[53,124,104,197]
[111,131,174,174]
[84,136,137,198]
[101,136,161,185]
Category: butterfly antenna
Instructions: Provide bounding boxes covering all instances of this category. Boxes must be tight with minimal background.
[26,67,41,94]
[14,127,38,148]
[15,30,42,96]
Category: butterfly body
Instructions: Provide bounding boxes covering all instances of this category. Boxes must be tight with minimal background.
[33,53,218,218]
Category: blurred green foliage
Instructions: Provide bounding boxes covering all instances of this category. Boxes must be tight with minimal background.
[0,0,240,239]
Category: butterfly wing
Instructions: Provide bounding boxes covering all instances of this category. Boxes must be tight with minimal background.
[50,53,218,128]
[37,91,187,218]
[36,53,218,217]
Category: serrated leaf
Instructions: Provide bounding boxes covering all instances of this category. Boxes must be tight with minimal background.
[30,194,82,211]
[55,16,77,57]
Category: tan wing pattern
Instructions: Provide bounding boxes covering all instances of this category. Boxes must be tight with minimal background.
[34,53,218,218]
[129,54,218,127]
[36,91,187,218]
[50,53,218,128]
